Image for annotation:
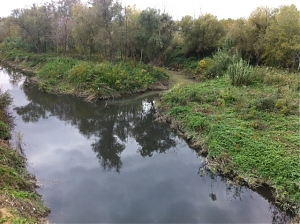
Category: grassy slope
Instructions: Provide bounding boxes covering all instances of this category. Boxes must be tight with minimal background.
[0,50,169,101]
[158,69,300,214]
[0,89,49,223]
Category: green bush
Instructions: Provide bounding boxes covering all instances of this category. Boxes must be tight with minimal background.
[67,62,94,89]
[207,49,236,78]
[0,121,9,139]
[228,58,254,86]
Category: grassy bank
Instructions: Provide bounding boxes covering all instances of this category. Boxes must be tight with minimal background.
[0,49,169,101]
[157,66,300,215]
[0,88,49,223]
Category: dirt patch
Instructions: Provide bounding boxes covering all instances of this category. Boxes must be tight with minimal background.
[149,80,169,90]
[0,208,13,221]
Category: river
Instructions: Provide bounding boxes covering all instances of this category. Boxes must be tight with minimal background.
[0,65,292,223]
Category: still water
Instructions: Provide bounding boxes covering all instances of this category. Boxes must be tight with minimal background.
[0,66,291,223]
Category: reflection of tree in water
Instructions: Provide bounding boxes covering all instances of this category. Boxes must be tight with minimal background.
[12,75,176,172]
[92,113,125,173]
[1,66,24,88]
[132,103,177,157]
[199,167,292,223]
[15,102,49,122]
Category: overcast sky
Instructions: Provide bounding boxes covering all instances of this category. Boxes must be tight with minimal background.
[0,0,299,20]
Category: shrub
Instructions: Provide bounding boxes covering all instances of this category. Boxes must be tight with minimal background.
[227,58,254,86]
[197,58,215,79]
[67,62,94,89]
[207,49,237,78]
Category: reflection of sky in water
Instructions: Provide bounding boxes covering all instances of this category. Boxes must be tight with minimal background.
[0,66,291,223]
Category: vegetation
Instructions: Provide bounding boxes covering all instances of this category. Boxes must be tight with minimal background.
[0,49,169,100]
[0,1,298,69]
[158,63,300,214]
[0,88,49,223]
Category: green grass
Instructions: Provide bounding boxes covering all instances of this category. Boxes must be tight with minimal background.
[159,68,300,213]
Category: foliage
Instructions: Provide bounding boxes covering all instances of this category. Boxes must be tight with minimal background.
[1,1,298,69]
[179,14,225,57]
[33,53,169,97]
[227,58,254,86]
[135,8,175,64]
[188,47,256,85]
[159,69,300,213]
[38,57,78,78]
[263,5,300,68]
[10,5,53,52]
[67,61,94,88]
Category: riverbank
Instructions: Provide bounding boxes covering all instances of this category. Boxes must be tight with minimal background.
[156,68,300,218]
[0,50,170,102]
[0,88,49,223]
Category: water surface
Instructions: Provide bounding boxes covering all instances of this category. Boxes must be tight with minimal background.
[0,66,291,223]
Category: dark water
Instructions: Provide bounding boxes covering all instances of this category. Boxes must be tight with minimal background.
[0,66,292,223]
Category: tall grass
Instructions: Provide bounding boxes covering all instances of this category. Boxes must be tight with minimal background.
[227,58,254,86]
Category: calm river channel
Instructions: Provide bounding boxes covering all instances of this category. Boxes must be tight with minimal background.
[0,65,292,223]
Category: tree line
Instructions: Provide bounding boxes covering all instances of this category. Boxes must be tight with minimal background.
[0,0,299,69]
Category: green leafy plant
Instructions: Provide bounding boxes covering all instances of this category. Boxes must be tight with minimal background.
[227,58,254,86]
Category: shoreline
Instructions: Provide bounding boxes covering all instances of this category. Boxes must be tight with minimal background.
[155,111,299,221]
[0,57,170,103]
[0,84,49,223]
[155,74,300,221]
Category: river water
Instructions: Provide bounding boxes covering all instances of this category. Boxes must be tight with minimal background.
[0,66,291,223]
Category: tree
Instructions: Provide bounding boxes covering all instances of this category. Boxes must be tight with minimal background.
[49,0,79,53]
[180,14,225,57]
[11,4,53,52]
[0,17,19,42]
[226,18,251,59]
[263,5,300,68]
[247,7,273,64]
[90,0,123,63]
[134,8,175,65]
[72,3,97,57]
